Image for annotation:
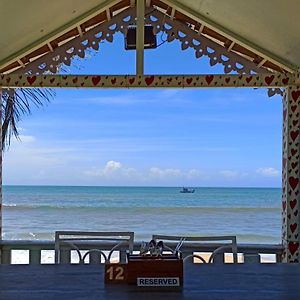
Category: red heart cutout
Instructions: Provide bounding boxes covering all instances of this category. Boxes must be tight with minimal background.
[246,76,252,83]
[290,130,299,141]
[292,162,298,169]
[129,78,135,85]
[288,242,299,256]
[62,76,67,80]
[290,223,297,233]
[186,78,193,85]
[291,105,297,113]
[293,120,298,126]
[294,209,299,216]
[145,76,154,86]
[225,77,230,84]
[292,90,300,102]
[50,78,55,83]
[264,75,274,85]
[282,78,289,85]
[291,149,297,156]
[290,199,297,209]
[111,78,117,85]
[92,76,101,86]
[72,77,78,84]
[289,176,299,190]
[205,75,214,85]
[27,76,36,85]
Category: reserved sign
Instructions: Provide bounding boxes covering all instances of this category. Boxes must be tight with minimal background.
[137,277,180,287]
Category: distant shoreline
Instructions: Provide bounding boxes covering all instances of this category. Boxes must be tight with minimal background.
[3,184,281,189]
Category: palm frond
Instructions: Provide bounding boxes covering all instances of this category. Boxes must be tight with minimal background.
[1,88,54,149]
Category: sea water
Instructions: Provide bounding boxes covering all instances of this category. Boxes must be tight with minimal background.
[3,185,281,244]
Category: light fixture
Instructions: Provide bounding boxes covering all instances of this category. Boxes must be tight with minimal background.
[125,25,157,50]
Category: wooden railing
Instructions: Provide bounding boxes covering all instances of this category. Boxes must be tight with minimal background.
[0,240,283,264]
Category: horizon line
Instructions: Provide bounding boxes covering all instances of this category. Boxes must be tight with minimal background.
[3,184,282,189]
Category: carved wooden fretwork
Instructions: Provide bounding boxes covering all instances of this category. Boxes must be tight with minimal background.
[18,7,283,96]
[22,8,136,75]
[146,10,261,75]
[145,9,283,97]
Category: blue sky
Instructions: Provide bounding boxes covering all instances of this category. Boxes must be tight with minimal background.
[3,33,283,187]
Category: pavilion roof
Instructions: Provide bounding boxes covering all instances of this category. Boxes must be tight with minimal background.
[0,0,298,74]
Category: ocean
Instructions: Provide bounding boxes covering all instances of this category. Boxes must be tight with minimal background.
[3,185,282,244]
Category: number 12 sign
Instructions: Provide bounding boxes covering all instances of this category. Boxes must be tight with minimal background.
[105,263,127,284]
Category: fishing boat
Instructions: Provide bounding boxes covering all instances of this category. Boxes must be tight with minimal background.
[180,187,195,193]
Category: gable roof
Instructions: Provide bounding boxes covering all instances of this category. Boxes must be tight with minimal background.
[0,0,298,74]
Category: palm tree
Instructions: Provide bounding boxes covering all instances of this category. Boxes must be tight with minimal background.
[0,88,53,238]
[1,88,54,148]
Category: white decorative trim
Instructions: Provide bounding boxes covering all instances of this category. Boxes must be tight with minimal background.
[17,6,283,97]
[145,9,284,97]
[146,9,260,74]
[22,8,136,75]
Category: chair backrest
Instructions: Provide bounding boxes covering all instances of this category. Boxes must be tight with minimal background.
[152,234,238,264]
[55,231,134,264]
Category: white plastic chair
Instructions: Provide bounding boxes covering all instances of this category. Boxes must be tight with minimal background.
[152,235,238,264]
[55,231,134,264]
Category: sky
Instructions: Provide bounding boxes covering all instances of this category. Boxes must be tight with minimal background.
[3,32,283,187]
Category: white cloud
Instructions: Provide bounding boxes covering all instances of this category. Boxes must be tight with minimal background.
[84,160,139,179]
[256,167,280,177]
[104,160,122,173]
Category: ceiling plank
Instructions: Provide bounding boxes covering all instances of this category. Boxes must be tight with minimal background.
[160,0,297,73]
[0,0,121,70]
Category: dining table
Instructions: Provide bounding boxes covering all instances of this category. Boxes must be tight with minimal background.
[0,263,300,299]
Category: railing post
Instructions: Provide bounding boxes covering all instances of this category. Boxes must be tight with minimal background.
[89,251,101,264]
[276,253,282,263]
[60,249,71,264]
[244,253,260,264]
[1,247,11,264]
[120,250,127,263]
[29,249,41,264]
[212,253,224,264]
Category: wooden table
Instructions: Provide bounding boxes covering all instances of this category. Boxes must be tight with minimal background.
[0,264,299,299]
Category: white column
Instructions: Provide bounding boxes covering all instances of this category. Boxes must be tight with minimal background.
[0,88,2,241]
[136,0,145,75]
[282,86,300,262]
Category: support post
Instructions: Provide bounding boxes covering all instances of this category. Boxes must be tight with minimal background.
[0,89,2,238]
[0,89,2,264]
[136,0,145,75]
[282,85,300,262]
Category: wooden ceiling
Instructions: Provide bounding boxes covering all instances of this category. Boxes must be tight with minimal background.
[0,0,297,74]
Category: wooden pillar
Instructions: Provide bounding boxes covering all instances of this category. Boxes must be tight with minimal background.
[282,85,300,262]
[136,0,145,75]
[0,89,2,239]
[0,89,2,264]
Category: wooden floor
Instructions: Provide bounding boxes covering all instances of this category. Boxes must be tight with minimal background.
[0,264,300,299]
